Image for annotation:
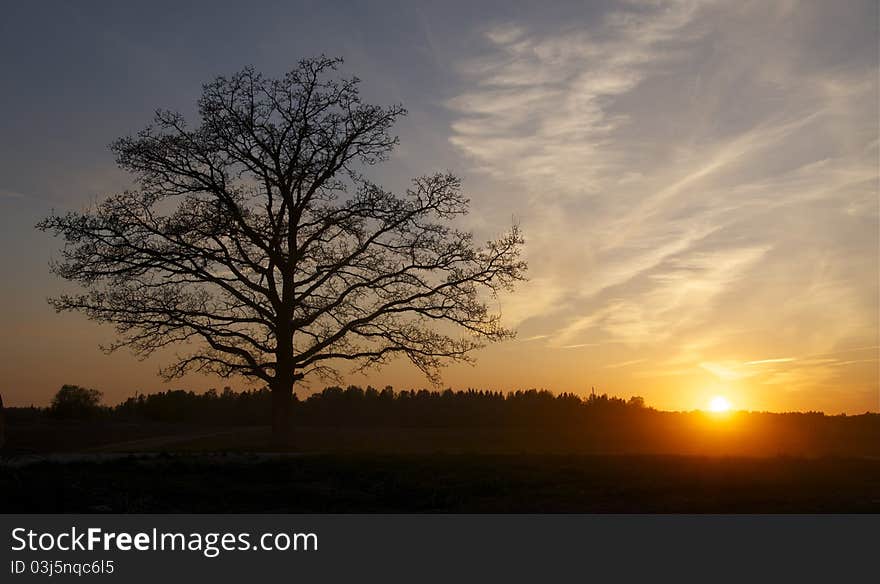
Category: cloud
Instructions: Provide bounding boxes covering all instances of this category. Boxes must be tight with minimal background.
[605,358,647,369]
[0,188,28,199]
[560,343,599,350]
[746,358,796,366]
[448,0,878,409]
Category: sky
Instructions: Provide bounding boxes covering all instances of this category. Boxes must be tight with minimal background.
[1,0,877,413]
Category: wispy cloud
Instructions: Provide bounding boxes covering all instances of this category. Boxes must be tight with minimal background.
[0,188,29,199]
[605,358,647,369]
[448,1,878,411]
[746,358,796,366]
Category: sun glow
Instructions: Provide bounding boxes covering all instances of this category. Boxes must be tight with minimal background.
[707,395,732,413]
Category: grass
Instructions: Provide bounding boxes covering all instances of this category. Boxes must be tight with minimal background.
[3,453,880,513]
[4,417,879,513]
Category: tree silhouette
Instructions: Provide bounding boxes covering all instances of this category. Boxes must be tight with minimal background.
[38,57,526,442]
[49,385,104,419]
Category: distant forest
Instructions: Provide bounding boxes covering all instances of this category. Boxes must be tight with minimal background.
[6,383,873,426]
[5,385,880,458]
[12,384,650,426]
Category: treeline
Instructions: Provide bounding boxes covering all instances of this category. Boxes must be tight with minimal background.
[7,384,880,457]
[291,386,647,427]
[20,384,650,426]
[114,385,651,426]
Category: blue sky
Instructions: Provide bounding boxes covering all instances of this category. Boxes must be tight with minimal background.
[1,1,877,412]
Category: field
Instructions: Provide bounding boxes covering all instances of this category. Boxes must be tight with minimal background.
[3,452,879,513]
[3,418,880,513]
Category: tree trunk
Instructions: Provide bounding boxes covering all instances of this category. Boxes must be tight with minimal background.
[270,381,292,448]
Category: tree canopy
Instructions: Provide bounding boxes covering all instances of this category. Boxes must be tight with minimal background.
[49,385,104,419]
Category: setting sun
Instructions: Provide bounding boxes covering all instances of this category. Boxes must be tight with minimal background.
[708,396,732,413]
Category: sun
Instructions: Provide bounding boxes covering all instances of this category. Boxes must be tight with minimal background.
[707,395,732,413]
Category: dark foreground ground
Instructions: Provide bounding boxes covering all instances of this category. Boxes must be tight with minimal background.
[3,453,880,513]
[3,418,880,513]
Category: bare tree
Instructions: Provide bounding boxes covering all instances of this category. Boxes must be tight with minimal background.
[38,57,526,442]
